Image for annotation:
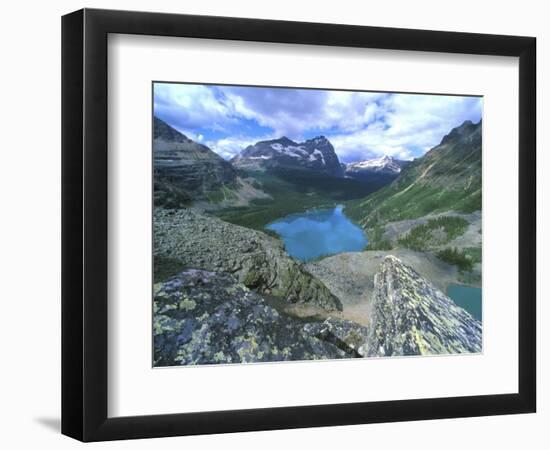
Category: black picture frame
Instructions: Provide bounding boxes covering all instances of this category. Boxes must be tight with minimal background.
[61,8,536,442]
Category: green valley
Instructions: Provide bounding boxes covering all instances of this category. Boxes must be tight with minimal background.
[212,167,384,230]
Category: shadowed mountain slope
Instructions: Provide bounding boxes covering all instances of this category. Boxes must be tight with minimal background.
[153,117,237,207]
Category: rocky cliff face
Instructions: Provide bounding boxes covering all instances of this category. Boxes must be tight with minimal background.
[232,136,343,177]
[154,269,365,366]
[154,208,342,311]
[153,117,237,207]
[367,256,482,356]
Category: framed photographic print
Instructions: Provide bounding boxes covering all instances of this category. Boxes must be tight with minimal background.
[61,8,536,441]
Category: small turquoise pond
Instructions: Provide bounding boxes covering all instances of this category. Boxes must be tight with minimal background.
[447,284,482,321]
[265,205,368,262]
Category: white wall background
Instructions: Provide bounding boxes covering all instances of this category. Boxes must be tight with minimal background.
[0,0,546,448]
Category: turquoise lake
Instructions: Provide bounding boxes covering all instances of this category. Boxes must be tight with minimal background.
[266,205,368,261]
[447,284,482,321]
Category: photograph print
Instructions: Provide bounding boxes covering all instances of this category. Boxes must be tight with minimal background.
[152,82,483,367]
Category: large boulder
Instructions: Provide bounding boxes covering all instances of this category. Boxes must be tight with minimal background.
[367,255,482,356]
[154,208,342,312]
[153,270,358,366]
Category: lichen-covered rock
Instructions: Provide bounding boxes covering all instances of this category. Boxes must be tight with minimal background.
[154,208,342,311]
[154,269,357,366]
[367,255,482,356]
[304,318,369,357]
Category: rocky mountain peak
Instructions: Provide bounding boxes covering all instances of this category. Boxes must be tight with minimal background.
[233,135,344,177]
[344,155,409,181]
[440,119,481,145]
[153,116,191,143]
[305,135,329,145]
[277,136,296,144]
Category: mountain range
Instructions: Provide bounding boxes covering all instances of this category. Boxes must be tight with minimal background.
[153,117,401,210]
[154,117,414,188]
[153,116,481,223]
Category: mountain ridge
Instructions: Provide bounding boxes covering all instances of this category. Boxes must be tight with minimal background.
[153,117,272,208]
[153,117,237,207]
[346,120,482,228]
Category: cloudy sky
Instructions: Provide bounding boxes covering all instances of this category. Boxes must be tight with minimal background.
[153,82,482,163]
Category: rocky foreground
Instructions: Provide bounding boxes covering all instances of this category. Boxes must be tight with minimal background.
[154,208,342,311]
[154,270,367,366]
[367,256,482,356]
[154,253,482,366]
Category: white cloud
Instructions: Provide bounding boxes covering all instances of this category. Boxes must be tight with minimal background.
[153,83,236,132]
[222,88,391,138]
[322,91,390,133]
[206,134,275,160]
[328,95,482,162]
[222,86,328,137]
[154,83,482,162]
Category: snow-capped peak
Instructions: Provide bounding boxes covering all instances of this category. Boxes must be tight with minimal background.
[345,155,403,174]
[270,142,309,158]
[233,135,342,176]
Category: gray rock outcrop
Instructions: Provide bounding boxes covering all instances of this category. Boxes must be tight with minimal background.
[153,270,359,366]
[153,256,483,366]
[367,255,482,356]
[154,208,342,311]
